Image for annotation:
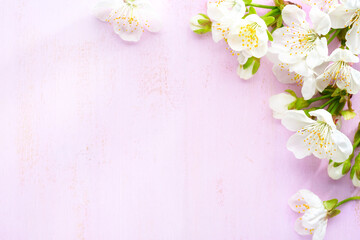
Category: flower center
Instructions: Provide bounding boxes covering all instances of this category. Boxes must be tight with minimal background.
[237,22,260,50]
[283,27,318,56]
[298,121,336,156]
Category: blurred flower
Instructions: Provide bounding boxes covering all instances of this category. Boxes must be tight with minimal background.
[93,0,161,42]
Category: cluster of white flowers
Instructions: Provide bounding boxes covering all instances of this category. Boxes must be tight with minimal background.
[93,0,161,42]
[190,0,272,79]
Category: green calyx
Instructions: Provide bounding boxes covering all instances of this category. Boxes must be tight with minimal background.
[242,57,260,75]
[285,90,310,110]
[192,14,212,34]
[323,199,341,218]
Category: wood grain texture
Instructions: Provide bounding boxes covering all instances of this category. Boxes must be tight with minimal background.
[0,0,359,239]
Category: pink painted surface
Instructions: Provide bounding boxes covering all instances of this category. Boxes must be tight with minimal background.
[1,0,360,239]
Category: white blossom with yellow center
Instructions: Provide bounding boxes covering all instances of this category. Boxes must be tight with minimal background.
[289,189,328,240]
[207,0,246,42]
[94,0,161,42]
[302,0,338,12]
[329,0,360,54]
[227,14,268,60]
[316,48,360,94]
[281,109,352,162]
[271,5,331,77]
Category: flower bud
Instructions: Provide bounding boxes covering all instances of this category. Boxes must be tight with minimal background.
[190,14,211,34]
[341,110,356,120]
[328,159,351,180]
[269,92,296,119]
[351,154,360,187]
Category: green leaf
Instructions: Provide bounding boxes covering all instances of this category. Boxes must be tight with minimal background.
[323,199,338,211]
[249,6,256,14]
[267,30,273,41]
[243,57,255,70]
[328,209,341,218]
[252,59,260,75]
[262,16,275,26]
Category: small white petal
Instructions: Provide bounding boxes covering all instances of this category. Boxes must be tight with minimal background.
[269,93,296,119]
[281,5,307,27]
[346,22,360,55]
[330,130,353,162]
[93,0,119,21]
[328,161,345,180]
[281,110,315,131]
[329,4,355,28]
[301,76,317,100]
[310,7,331,35]
[328,48,359,63]
[309,109,336,128]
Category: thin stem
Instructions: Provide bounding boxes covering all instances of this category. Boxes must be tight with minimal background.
[319,97,338,109]
[307,94,332,103]
[336,196,360,208]
[327,29,341,45]
[246,3,278,9]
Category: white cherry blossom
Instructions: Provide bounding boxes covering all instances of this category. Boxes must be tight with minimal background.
[227,14,269,59]
[207,0,246,42]
[329,0,360,54]
[289,189,328,240]
[269,93,296,119]
[94,0,161,42]
[271,5,331,77]
[316,48,360,94]
[281,109,352,162]
[302,0,338,12]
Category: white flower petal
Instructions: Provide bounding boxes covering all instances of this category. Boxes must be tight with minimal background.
[237,63,254,80]
[310,7,331,35]
[93,0,119,22]
[281,5,307,27]
[346,22,360,55]
[329,4,355,28]
[281,110,316,131]
[305,38,328,69]
[294,217,312,235]
[302,208,327,229]
[328,48,359,63]
[313,219,328,240]
[309,109,335,127]
[330,129,353,162]
[269,93,296,119]
[287,132,314,159]
[301,76,317,100]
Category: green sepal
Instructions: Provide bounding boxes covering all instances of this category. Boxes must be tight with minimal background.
[262,16,275,26]
[276,15,283,28]
[243,57,255,70]
[342,159,352,175]
[249,6,256,14]
[243,0,252,4]
[285,89,297,97]
[295,98,310,110]
[198,19,211,25]
[198,13,210,20]
[353,123,360,148]
[194,27,211,34]
[323,199,338,211]
[252,59,260,75]
[267,30,273,41]
[328,209,341,218]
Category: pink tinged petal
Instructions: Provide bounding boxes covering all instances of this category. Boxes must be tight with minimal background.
[282,5,307,27]
[313,219,328,240]
[93,0,120,21]
[329,4,355,28]
[294,217,312,236]
[309,109,335,127]
[301,76,317,100]
[287,132,313,159]
[330,129,353,162]
[114,26,143,42]
[310,7,331,35]
[281,110,316,131]
[328,48,359,63]
[346,22,360,55]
